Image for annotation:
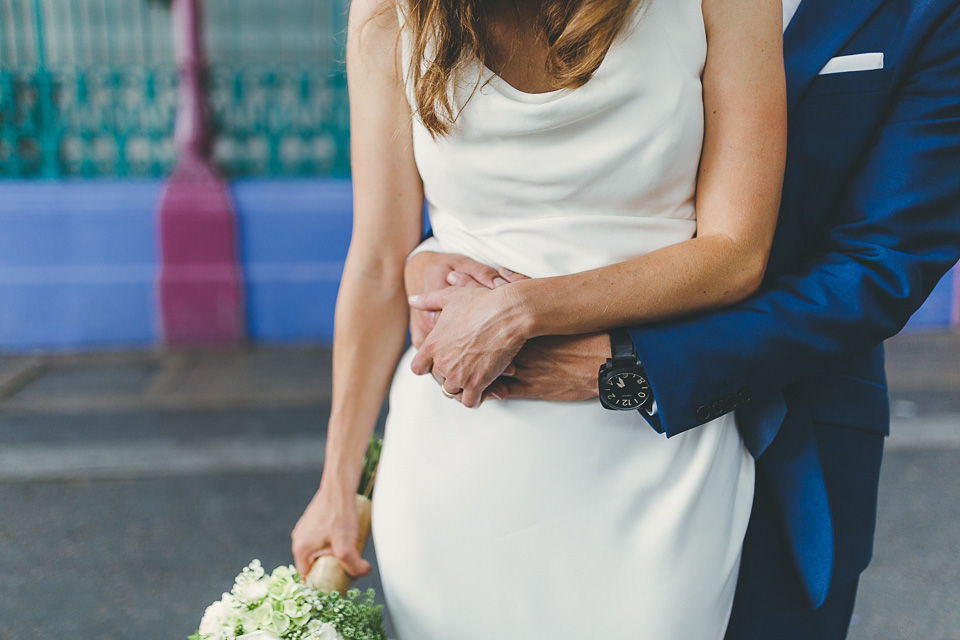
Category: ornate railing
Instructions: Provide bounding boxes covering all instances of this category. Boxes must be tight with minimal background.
[0,0,349,179]
[206,66,349,177]
[203,0,350,176]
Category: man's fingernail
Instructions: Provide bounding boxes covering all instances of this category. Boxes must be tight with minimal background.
[446,272,459,285]
[408,295,420,304]
[493,277,508,287]
[500,267,514,276]
[489,391,504,400]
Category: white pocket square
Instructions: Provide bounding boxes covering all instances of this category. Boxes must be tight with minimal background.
[818,52,884,75]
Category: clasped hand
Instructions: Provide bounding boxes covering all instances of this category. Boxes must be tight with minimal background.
[408,281,531,408]
[404,253,607,406]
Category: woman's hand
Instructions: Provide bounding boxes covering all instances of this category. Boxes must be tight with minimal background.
[404,251,507,347]
[291,481,372,580]
[409,283,532,408]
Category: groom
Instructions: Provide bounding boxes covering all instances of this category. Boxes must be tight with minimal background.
[403,0,960,637]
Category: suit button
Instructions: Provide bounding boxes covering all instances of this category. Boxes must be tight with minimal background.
[723,395,738,412]
[696,405,711,421]
[711,400,724,417]
[739,388,752,403]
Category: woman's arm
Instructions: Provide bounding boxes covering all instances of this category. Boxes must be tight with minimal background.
[292,0,423,577]
[410,0,786,407]
[515,0,787,330]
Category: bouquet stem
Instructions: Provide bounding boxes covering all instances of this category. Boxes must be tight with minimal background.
[306,435,381,595]
[306,493,373,596]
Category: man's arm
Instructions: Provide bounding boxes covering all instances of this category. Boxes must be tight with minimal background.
[491,2,960,432]
[629,3,960,440]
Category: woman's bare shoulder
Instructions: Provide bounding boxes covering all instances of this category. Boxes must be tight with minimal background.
[350,0,398,25]
[347,0,405,85]
[348,0,402,48]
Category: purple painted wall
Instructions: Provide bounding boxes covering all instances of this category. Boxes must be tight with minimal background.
[232,179,353,343]
[905,266,957,330]
[0,181,159,350]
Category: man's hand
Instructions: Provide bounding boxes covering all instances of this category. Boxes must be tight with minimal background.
[403,250,507,347]
[486,332,611,403]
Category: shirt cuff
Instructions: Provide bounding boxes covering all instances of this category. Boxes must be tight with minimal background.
[641,400,664,433]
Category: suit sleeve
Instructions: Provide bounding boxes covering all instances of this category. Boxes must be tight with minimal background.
[628,3,960,439]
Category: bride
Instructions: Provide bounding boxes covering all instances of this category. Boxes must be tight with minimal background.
[293,0,785,637]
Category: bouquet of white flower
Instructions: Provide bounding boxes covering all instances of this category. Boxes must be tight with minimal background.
[192,437,387,640]
[190,560,387,640]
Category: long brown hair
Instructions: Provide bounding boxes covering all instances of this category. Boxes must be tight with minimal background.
[400,0,644,137]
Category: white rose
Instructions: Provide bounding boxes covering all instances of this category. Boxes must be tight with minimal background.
[237,632,282,640]
[243,600,274,629]
[265,611,291,636]
[237,579,269,603]
[199,599,237,636]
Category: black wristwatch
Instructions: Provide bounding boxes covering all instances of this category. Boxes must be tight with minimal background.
[598,329,653,412]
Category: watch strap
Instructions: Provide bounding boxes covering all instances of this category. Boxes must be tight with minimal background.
[609,328,638,363]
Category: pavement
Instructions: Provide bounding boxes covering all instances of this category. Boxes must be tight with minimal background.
[0,331,958,640]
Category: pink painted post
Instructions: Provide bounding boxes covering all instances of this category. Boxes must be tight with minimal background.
[157,0,244,345]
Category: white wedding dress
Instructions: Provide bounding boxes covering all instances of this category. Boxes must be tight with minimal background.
[371,0,755,638]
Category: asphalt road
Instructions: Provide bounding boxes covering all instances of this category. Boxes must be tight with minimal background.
[0,333,957,640]
[1,432,957,640]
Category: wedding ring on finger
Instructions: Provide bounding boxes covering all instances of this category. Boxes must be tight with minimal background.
[441,385,462,399]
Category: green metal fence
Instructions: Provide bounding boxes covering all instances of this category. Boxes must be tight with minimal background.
[0,0,350,179]
[204,0,351,177]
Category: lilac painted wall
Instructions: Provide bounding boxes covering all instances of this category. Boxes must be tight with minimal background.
[0,180,955,351]
[231,179,354,343]
[0,179,356,350]
[905,264,957,330]
[0,181,159,350]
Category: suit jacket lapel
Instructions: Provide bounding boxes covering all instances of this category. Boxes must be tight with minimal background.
[784,0,889,113]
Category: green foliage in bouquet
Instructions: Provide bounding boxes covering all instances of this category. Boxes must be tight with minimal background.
[190,561,387,640]
[311,587,385,640]
[358,435,383,498]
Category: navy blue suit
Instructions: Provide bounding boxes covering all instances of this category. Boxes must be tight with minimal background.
[627,0,960,636]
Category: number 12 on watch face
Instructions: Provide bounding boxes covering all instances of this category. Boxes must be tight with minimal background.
[604,373,648,409]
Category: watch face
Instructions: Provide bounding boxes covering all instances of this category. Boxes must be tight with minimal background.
[601,370,651,410]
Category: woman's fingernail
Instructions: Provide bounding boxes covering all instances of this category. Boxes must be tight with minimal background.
[446,272,459,285]
[500,267,514,276]
[408,295,420,304]
[493,277,508,287]
[489,391,504,400]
